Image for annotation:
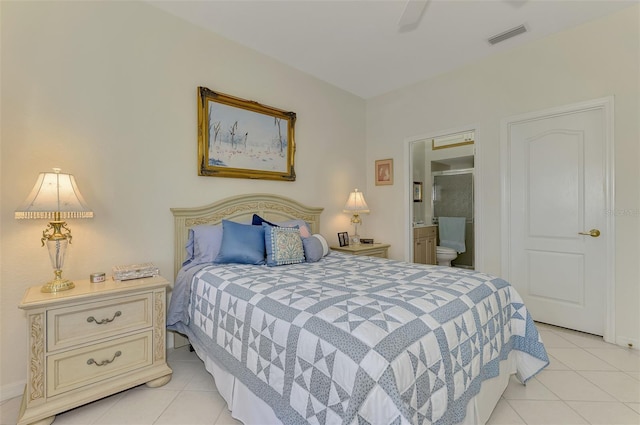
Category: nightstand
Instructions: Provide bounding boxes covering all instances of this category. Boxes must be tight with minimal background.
[17,275,173,425]
[331,243,390,258]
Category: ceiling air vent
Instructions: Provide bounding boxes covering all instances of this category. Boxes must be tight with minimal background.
[488,24,527,45]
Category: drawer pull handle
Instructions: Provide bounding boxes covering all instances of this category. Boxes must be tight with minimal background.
[87,351,121,367]
[87,311,122,324]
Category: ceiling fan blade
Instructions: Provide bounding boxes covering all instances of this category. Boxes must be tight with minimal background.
[398,0,430,32]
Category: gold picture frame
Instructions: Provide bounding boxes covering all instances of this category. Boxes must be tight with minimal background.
[197,87,296,181]
[375,159,393,186]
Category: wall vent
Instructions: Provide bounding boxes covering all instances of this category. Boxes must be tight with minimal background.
[488,24,527,45]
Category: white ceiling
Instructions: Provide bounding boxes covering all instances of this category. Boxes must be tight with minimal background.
[148,0,637,99]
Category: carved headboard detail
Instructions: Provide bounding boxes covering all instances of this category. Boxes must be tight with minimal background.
[171,193,323,278]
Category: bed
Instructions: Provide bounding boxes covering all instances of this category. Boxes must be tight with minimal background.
[168,193,548,425]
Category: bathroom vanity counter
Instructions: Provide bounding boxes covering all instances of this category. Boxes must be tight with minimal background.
[413,225,437,265]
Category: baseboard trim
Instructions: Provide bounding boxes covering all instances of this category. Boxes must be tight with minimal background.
[1,381,24,403]
[616,336,640,350]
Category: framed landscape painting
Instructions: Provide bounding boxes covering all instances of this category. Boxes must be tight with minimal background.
[197,87,296,181]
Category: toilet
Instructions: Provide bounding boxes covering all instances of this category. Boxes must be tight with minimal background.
[436,246,458,267]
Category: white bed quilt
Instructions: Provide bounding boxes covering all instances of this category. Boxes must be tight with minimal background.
[168,253,548,425]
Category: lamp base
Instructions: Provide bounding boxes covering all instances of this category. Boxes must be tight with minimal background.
[41,277,75,293]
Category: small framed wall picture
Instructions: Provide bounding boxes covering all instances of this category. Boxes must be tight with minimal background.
[413,181,423,202]
[375,159,393,186]
[337,232,349,247]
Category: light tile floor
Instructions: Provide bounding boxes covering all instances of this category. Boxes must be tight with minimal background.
[1,323,639,424]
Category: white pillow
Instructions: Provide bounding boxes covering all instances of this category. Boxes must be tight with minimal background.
[312,234,330,257]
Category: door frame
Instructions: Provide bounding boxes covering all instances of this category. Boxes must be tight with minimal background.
[500,97,615,342]
[403,125,483,270]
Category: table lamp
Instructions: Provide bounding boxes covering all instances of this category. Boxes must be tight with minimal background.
[343,188,370,245]
[15,168,93,292]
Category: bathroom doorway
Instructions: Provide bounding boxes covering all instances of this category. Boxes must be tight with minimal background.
[432,169,474,268]
[409,130,476,269]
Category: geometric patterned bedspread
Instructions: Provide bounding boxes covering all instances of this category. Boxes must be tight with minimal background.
[167,252,548,425]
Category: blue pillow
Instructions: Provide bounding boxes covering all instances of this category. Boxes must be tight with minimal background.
[252,214,312,238]
[183,225,223,267]
[214,220,266,265]
[302,236,323,262]
[252,214,277,227]
[263,224,305,267]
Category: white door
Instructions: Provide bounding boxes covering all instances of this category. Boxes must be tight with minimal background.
[504,100,612,336]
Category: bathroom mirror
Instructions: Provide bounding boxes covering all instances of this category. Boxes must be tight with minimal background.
[410,131,475,269]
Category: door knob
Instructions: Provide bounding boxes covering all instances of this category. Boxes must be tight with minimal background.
[578,229,600,237]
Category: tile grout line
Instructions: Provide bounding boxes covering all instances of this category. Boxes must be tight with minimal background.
[98,393,127,425]
[574,370,636,404]
[151,388,182,425]
[561,399,594,424]
[501,326,636,424]
[153,351,225,424]
[501,397,530,424]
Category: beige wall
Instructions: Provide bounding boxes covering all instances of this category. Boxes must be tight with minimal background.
[366,6,640,347]
[0,1,366,397]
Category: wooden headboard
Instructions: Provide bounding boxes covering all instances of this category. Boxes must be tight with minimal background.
[171,193,324,278]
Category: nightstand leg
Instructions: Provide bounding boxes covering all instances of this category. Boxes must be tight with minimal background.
[145,373,172,388]
[17,385,55,425]
[24,416,55,425]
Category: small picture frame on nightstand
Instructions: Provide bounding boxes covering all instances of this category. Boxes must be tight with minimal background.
[337,232,349,247]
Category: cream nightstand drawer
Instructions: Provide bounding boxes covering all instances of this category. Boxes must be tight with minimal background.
[361,249,387,258]
[331,243,390,259]
[46,331,153,397]
[47,293,153,351]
